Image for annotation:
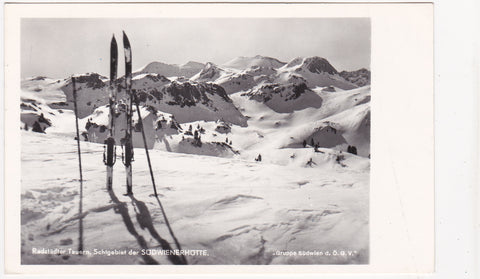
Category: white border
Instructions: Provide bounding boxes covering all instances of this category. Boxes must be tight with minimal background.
[7,1,479,278]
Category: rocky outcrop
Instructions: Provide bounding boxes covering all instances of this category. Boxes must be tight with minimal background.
[339,68,371,87]
[243,82,323,113]
[60,73,247,126]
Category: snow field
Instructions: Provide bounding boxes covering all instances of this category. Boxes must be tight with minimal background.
[21,131,368,264]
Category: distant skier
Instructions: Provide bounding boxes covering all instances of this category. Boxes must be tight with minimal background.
[306,158,316,167]
[255,154,262,162]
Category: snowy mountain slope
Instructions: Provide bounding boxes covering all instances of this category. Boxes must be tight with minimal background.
[222,55,286,70]
[189,62,234,83]
[20,99,53,133]
[339,68,371,87]
[20,52,370,265]
[216,73,257,95]
[58,74,247,127]
[243,65,278,77]
[59,73,110,118]
[211,56,358,98]
[227,85,370,157]
[21,130,369,265]
[153,81,247,125]
[215,66,280,95]
[319,104,370,157]
[21,54,369,157]
[21,76,68,105]
[276,57,358,90]
[138,61,205,78]
[242,82,322,113]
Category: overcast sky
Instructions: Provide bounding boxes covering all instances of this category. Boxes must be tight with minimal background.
[21,18,370,79]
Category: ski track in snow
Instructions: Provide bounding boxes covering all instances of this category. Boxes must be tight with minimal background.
[21,130,368,265]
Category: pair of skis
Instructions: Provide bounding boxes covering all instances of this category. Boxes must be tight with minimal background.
[104,31,134,195]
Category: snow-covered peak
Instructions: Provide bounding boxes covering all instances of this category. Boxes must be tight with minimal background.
[138,61,204,78]
[204,62,215,69]
[140,61,172,71]
[275,57,357,90]
[242,65,277,77]
[132,73,170,83]
[298,56,338,75]
[181,61,205,69]
[284,57,305,68]
[69,73,108,86]
[222,55,286,70]
[190,62,226,82]
[24,76,49,81]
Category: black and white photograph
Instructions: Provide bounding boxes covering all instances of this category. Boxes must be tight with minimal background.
[18,17,372,265]
[18,16,371,265]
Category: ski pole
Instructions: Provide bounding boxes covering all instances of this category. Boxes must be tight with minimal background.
[132,90,158,197]
[72,77,84,253]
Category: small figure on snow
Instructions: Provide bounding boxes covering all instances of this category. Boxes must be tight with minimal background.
[336,153,346,167]
[306,158,316,167]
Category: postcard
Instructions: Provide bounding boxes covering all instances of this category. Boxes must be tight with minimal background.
[4,2,433,274]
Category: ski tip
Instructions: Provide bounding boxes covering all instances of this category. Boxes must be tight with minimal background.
[110,35,117,50]
[123,31,130,45]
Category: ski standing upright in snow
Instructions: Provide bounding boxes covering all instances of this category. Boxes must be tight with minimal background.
[122,31,134,195]
[104,35,118,190]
